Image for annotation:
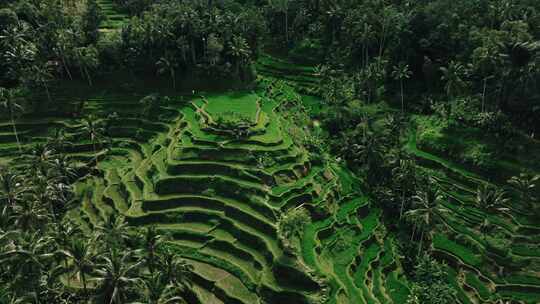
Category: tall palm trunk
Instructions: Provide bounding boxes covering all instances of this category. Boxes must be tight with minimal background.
[482,77,487,112]
[171,69,176,90]
[399,189,405,219]
[92,136,99,168]
[81,271,87,295]
[417,230,424,257]
[61,54,73,80]
[285,11,288,42]
[9,108,22,153]
[400,80,404,113]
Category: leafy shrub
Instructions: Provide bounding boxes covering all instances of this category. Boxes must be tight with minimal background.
[463,143,495,169]
[277,207,311,254]
[472,110,518,139]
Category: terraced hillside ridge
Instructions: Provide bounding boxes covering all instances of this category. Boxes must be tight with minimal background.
[405,129,540,304]
[0,83,411,303]
[257,54,320,96]
[2,79,538,303]
[97,0,129,31]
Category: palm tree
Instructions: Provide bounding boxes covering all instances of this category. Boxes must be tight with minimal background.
[392,158,416,219]
[137,226,167,275]
[0,87,24,153]
[134,273,188,304]
[59,238,97,295]
[479,218,491,241]
[11,199,50,231]
[94,249,143,304]
[28,174,70,222]
[228,35,251,78]
[0,22,37,82]
[139,94,161,119]
[156,54,178,90]
[269,0,290,42]
[27,143,57,177]
[476,184,509,213]
[440,61,467,100]
[508,172,539,208]
[74,46,99,86]
[158,250,193,288]
[95,215,133,247]
[25,61,53,103]
[405,185,449,256]
[82,115,105,168]
[47,128,74,154]
[3,232,55,291]
[0,168,22,208]
[391,62,412,113]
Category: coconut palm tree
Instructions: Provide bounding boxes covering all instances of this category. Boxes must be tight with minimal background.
[479,218,491,241]
[27,143,57,177]
[440,61,467,100]
[74,46,99,86]
[28,174,70,222]
[59,237,97,295]
[4,232,55,290]
[391,62,412,113]
[11,199,50,231]
[47,128,73,154]
[137,226,167,275]
[269,0,290,42]
[139,94,161,119]
[158,250,193,289]
[95,215,133,247]
[134,273,189,304]
[392,158,416,219]
[0,87,24,153]
[475,184,509,213]
[508,172,539,208]
[94,249,143,304]
[156,54,178,90]
[228,35,251,78]
[405,185,449,256]
[82,115,105,168]
[0,168,22,208]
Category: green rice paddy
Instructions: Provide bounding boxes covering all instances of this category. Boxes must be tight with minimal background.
[1,53,539,303]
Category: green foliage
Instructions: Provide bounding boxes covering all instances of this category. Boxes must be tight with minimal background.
[121,1,265,80]
[277,207,311,253]
[406,255,457,304]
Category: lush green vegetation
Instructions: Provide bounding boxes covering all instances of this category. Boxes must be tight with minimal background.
[1,0,539,303]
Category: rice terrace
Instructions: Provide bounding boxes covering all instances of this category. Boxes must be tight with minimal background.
[1,0,540,303]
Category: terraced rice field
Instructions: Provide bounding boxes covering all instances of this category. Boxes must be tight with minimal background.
[1,54,538,303]
[258,55,540,303]
[97,0,128,31]
[406,130,540,304]
[0,81,410,303]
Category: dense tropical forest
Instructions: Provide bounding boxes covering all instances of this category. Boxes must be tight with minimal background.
[1,0,540,303]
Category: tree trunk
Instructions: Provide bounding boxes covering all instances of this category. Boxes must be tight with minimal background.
[43,81,52,103]
[379,20,386,58]
[399,189,405,219]
[82,271,87,295]
[10,113,22,153]
[61,54,73,80]
[191,40,197,64]
[285,11,288,43]
[417,231,424,257]
[400,80,404,113]
[92,138,99,168]
[482,77,487,112]
[85,67,93,86]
